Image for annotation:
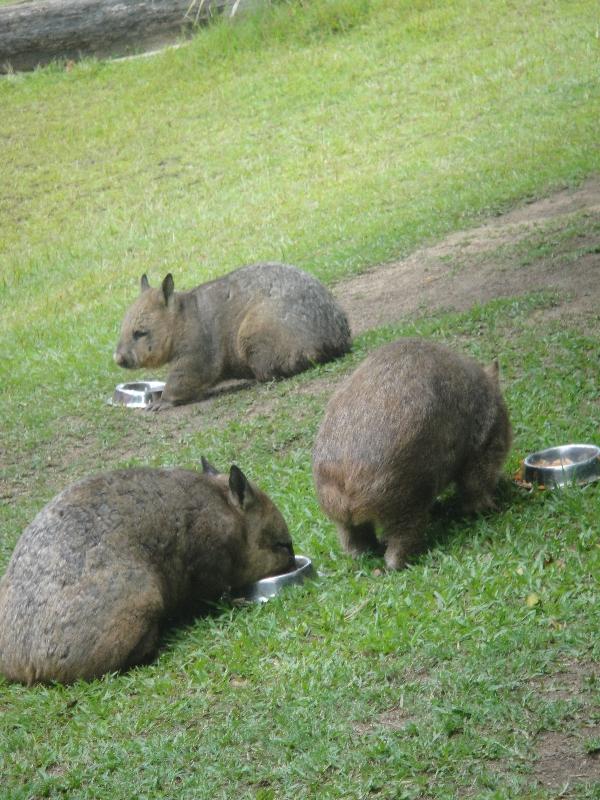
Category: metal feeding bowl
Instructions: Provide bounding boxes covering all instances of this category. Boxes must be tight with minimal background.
[236,555,315,603]
[109,381,166,408]
[523,443,600,488]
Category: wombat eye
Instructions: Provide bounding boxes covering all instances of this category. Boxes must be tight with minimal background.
[133,330,148,340]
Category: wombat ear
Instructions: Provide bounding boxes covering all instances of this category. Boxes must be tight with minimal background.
[140,274,150,293]
[201,456,220,476]
[485,359,500,384]
[228,465,256,510]
[162,274,175,306]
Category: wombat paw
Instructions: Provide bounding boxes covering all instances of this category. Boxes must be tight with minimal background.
[462,496,497,515]
[146,399,174,413]
[383,549,408,571]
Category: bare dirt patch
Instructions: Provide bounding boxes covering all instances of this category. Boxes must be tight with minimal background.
[533,727,600,792]
[531,659,599,703]
[335,178,600,335]
[353,706,415,735]
[530,660,600,792]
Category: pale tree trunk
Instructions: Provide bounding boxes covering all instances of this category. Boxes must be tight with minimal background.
[0,0,261,73]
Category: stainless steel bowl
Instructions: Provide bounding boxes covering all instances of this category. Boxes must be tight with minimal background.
[237,555,315,603]
[523,443,600,488]
[109,381,166,408]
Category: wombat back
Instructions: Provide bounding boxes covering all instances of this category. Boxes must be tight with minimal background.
[0,464,294,684]
[312,338,511,569]
[229,262,350,356]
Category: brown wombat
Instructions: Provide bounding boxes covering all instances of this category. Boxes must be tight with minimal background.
[114,262,352,409]
[0,459,295,684]
[312,338,512,569]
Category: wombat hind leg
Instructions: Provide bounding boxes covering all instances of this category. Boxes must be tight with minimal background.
[238,305,320,381]
[336,521,380,557]
[246,338,316,381]
[382,513,429,570]
[86,578,165,678]
[122,619,161,671]
[70,616,160,682]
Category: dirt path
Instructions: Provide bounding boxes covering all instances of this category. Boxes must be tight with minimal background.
[336,177,600,334]
[156,177,599,425]
[4,178,598,488]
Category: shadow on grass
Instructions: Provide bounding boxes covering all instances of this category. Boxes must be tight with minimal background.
[425,476,531,555]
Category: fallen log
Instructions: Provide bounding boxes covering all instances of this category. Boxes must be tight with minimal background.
[0,0,252,73]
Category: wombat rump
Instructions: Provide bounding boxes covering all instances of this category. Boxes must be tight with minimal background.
[312,338,512,570]
[114,262,351,409]
[0,461,295,684]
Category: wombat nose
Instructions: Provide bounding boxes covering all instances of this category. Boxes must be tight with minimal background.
[113,351,129,368]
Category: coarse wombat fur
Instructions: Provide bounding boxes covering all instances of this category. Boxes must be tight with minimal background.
[312,338,512,570]
[0,460,295,685]
[114,262,351,410]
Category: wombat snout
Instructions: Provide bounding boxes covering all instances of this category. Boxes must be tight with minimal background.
[113,349,134,368]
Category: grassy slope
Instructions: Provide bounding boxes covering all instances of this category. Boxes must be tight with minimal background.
[2,296,599,800]
[1,0,599,428]
[0,1,599,798]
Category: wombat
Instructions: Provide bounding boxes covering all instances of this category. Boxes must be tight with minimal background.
[312,338,512,569]
[114,262,351,409]
[0,459,295,684]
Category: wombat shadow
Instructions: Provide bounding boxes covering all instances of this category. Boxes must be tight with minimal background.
[200,378,257,402]
[138,596,244,670]
[345,478,523,573]
[424,476,522,558]
[159,378,257,410]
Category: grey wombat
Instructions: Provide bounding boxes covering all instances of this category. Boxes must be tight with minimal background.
[0,460,295,684]
[114,262,351,409]
[312,338,512,569]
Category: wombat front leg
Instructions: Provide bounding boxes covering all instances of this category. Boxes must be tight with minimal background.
[336,521,381,558]
[458,476,497,516]
[149,357,216,411]
[458,436,507,514]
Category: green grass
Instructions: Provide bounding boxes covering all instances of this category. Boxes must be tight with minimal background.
[2,0,599,444]
[1,298,599,799]
[1,1,599,797]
